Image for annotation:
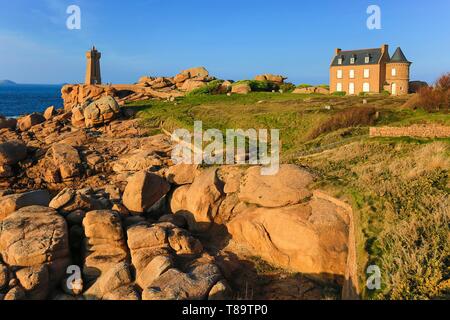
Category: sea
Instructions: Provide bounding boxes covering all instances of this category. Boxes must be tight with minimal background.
[0,85,64,118]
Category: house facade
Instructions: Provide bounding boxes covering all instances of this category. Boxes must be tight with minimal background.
[330,44,411,95]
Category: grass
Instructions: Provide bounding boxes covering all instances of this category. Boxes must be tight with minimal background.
[296,140,450,300]
[129,92,450,300]
[130,92,333,154]
[128,93,447,159]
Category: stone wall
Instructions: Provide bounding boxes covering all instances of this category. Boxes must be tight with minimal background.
[370,124,450,138]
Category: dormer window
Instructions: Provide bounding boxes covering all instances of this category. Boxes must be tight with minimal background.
[365,56,370,63]
[338,58,342,65]
[350,57,355,64]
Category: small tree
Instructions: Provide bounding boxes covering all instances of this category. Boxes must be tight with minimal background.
[416,73,450,112]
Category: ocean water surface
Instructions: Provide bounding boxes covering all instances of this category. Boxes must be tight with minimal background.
[0,85,63,118]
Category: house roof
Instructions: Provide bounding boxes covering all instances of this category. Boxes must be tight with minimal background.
[389,47,411,64]
[331,48,382,66]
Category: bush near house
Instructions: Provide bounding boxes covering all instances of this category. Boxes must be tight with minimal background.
[332,91,347,96]
[415,73,450,112]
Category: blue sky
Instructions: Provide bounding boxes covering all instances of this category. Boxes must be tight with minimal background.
[0,0,449,84]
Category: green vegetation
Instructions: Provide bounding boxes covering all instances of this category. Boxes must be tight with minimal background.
[333,91,347,96]
[187,79,224,96]
[297,83,312,88]
[129,92,450,300]
[232,80,280,92]
[279,83,296,93]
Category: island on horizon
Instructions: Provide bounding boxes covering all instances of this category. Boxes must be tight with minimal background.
[0,80,17,86]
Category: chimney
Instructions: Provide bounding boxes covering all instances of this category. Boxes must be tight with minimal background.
[381,44,389,54]
[335,48,342,56]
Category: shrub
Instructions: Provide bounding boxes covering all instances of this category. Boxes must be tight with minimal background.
[332,91,346,96]
[382,90,391,96]
[318,84,330,90]
[249,80,280,92]
[279,83,296,93]
[309,106,377,139]
[359,92,368,97]
[187,80,224,96]
[415,73,450,112]
[232,80,280,92]
[297,83,312,88]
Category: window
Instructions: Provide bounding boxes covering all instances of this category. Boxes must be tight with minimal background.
[391,68,397,76]
[349,83,355,94]
[364,69,370,78]
[336,83,343,92]
[337,69,343,79]
[349,70,355,79]
[363,82,370,93]
[338,58,342,65]
[350,57,355,64]
[365,56,370,63]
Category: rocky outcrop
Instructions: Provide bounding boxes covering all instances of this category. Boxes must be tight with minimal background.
[84,96,121,128]
[17,113,46,131]
[50,144,82,180]
[122,171,170,214]
[49,188,109,214]
[238,165,313,207]
[165,164,199,185]
[168,164,358,295]
[43,106,57,120]
[61,67,218,111]
[82,210,129,280]
[142,263,223,300]
[112,149,164,173]
[0,190,51,221]
[0,206,70,299]
[0,141,27,178]
[227,195,350,281]
[127,223,172,283]
[231,83,251,95]
[170,168,224,232]
[293,86,330,94]
[254,74,287,84]
[0,93,358,300]
[83,262,137,300]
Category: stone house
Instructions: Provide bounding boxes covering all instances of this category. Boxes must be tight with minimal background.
[329,44,411,95]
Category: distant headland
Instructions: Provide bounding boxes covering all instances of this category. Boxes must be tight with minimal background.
[0,80,17,86]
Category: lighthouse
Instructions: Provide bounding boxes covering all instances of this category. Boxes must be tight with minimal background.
[85,46,102,85]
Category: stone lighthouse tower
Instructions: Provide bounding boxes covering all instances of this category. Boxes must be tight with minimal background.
[385,47,411,95]
[85,46,102,85]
